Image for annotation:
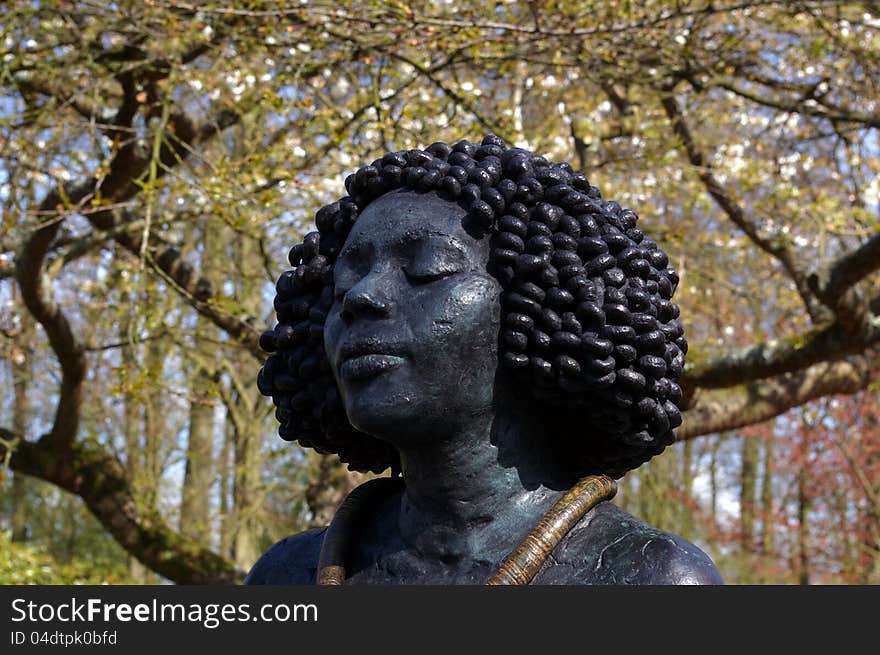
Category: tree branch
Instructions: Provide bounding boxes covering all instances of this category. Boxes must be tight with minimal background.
[122,238,263,359]
[822,232,880,298]
[13,181,93,451]
[0,428,241,584]
[6,49,249,581]
[677,357,875,441]
[80,109,261,357]
[683,319,880,392]
[387,52,507,138]
[14,77,108,125]
[808,231,880,336]
[233,1,789,38]
[660,91,828,322]
[713,77,880,130]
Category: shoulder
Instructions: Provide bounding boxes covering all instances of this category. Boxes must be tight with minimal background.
[543,502,723,585]
[243,527,326,585]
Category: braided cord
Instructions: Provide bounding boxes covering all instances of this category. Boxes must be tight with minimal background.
[317,474,616,585]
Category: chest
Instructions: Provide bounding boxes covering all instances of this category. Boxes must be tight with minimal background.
[342,532,584,585]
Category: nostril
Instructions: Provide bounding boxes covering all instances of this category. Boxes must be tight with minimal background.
[340,307,355,324]
[342,285,392,318]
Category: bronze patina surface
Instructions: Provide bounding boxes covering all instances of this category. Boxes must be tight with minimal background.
[248,135,722,585]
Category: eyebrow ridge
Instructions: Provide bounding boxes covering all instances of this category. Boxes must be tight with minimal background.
[339,229,468,259]
[402,230,468,253]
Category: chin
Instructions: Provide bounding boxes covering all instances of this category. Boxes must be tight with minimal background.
[339,380,422,442]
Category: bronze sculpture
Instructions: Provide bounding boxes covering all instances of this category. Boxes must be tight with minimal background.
[247,135,723,584]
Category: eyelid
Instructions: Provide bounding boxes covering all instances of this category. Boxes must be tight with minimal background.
[404,242,468,283]
[403,256,466,281]
[403,267,460,282]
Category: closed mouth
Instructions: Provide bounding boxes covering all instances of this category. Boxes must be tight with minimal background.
[339,354,406,381]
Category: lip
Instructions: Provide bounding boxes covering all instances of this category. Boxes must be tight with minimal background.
[339,338,406,361]
[339,354,406,381]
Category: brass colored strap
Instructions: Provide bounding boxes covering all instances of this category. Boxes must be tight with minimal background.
[316,476,404,585]
[317,473,616,585]
[316,564,346,586]
[485,474,617,585]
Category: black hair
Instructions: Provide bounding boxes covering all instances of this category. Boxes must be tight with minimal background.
[257,135,687,477]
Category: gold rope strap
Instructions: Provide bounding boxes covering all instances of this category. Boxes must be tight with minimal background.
[317,473,617,585]
[485,474,617,585]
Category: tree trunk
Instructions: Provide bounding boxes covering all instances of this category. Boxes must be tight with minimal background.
[231,414,263,570]
[833,482,854,582]
[760,440,775,556]
[180,220,220,541]
[741,435,758,551]
[10,474,28,542]
[120,288,149,583]
[709,436,721,530]
[637,449,679,530]
[142,335,166,511]
[219,416,234,559]
[675,440,695,539]
[9,305,32,542]
[797,465,810,585]
[180,375,215,540]
[228,188,268,570]
[3,432,240,583]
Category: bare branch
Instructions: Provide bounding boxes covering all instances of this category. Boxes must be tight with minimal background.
[13,181,93,451]
[808,231,880,335]
[833,434,880,510]
[14,77,108,124]
[660,92,828,322]
[148,246,262,358]
[683,319,880,392]
[77,109,259,356]
[713,77,880,130]
[677,357,875,441]
[0,428,241,583]
[163,1,789,39]
[825,232,880,296]
[84,330,174,352]
[386,51,507,138]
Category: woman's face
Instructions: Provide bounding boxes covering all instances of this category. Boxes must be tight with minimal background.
[323,190,502,445]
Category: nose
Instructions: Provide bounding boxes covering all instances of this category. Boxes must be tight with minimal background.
[341,271,394,321]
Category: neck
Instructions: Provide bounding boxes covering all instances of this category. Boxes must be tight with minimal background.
[395,391,576,565]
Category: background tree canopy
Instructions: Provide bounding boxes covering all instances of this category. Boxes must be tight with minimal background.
[1,0,878,584]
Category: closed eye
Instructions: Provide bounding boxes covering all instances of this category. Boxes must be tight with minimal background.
[403,268,459,284]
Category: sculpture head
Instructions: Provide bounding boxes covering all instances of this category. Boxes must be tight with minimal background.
[258,135,687,478]
[322,189,502,446]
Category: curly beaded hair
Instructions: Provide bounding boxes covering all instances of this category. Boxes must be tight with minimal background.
[257,134,687,477]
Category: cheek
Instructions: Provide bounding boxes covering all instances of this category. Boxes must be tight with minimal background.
[323,303,343,368]
[416,275,501,370]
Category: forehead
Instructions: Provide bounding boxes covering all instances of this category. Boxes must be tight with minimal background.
[342,190,482,254]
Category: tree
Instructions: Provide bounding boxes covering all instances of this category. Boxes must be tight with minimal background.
[1,0,878,583]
